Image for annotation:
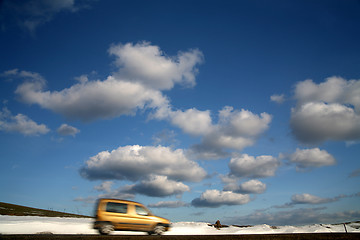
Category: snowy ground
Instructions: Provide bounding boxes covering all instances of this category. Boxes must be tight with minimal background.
[0,215,359,235]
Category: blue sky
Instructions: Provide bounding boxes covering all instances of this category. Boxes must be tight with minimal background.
[1,0,360,225]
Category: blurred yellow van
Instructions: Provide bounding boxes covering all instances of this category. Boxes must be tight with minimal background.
[93,198,171,235]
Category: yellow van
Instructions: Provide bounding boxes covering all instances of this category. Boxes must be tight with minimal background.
[93,198,171,235]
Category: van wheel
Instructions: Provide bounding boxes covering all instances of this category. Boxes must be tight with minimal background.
[99,223,114,235]
[152,225,166,235]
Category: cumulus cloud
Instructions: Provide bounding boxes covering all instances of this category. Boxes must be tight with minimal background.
[80,145,207,182]
[294,77,360,109]
[275,192,360,209]
[229,154,280,178]
[148,201,189,208]
[57,124,80,136]
[187,107,272,159]
[0,107,49,136]
[125,175,190,197]
[79,176,190,200]
[1,68,46,83]
[218,107,272,138]
[169,108,213,136]
[153,106,271,160]
[289,148,336,170]
[78,145,197,198]
[291,193,335,204]
[1,0,92,33]
[109,41,203,90]
[15,75,169,122]
[191,189,251,207]
[291,102,360,143]
[270,94,285,104]
[219,174,238,190]
[11,42,202,122]
[291,77,360,144]
[224,179,267,194]
[75,180,136,204]
[94,181,113,193]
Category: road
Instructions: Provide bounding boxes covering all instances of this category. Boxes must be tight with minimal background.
[1,234,360,240]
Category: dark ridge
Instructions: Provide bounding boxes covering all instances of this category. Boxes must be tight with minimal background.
[0,202,91,218]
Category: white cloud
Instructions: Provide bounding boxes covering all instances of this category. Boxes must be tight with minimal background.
[15,75,169,122]
[152,105,271,160]
[189,107,272,159]
[0,107,49,136]
[11,42,203,122]
[80,176,190,201]
[80,145,207,182]
[109,41,203,90]
[148,201,189,208]
[218,107,271,137]
[294,77,360,109]
[229,154,279,178]
[76,181,137,204]
[1,68,46,83]
[291,102,360,143]
[237,180,267,194]
[126,175,190,197]
[270,94,285,104]
[223,178,267,194]
[169,108,213,136]
[219,174,238,191]
[191,189,251,207]
[57,124,80,137]
[74,74,89,84]
[289,148,336,170]
[94,181,113,193]
[276,192,360,208]
[291,193,334,204]
[291,77,360,143]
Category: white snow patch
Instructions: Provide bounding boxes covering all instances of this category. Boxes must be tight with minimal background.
[0,216,96,235]
[0,215,359,235]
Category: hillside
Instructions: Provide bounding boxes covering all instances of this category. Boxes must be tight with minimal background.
[0,202,91,218]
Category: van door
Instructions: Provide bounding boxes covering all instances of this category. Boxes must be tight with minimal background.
[132,205,156,231]
[104,202,132,230]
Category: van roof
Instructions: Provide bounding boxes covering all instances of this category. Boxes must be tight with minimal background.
[98,198,143,205]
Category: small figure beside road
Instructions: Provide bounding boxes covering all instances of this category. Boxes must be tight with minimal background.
[214,220,222,230]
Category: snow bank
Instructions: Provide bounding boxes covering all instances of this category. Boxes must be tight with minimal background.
[0,215,359,235]
[167,222,359,235]
[0,216,96,235]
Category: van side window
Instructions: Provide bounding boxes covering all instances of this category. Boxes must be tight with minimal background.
[106,202,127,214]
[135,205,149,216]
